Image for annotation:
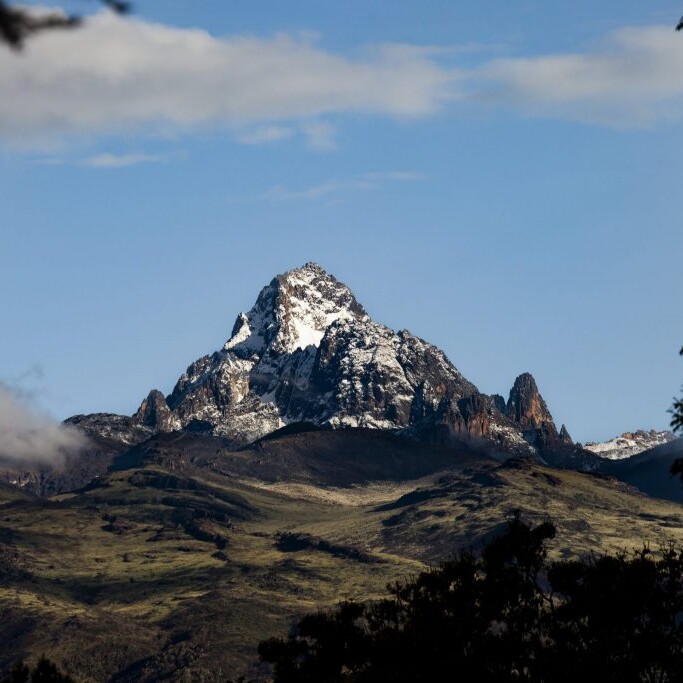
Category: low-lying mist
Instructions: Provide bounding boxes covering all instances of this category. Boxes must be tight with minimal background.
[0,383,89,467]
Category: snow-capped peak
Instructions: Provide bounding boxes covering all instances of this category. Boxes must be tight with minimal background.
[133,262,553,455]
[584,429,677,460]
[225,262,367,356]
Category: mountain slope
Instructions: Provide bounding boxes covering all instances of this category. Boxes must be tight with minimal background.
[151,262,492,445]
[0,263,604,499]
[80,263,590,463]
[585,430,677,460]
[110,426,493,488]
[0,428,682,681]
[602,437,683,503]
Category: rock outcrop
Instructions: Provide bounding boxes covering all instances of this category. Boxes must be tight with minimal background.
[504,372,566,453]
[506,373,555,431]
[69,263,587,461]
[559,424,573,446]
[134,390,179,432]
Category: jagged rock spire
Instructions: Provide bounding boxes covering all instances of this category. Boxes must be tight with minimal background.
[559,424,573,445]
[134,390,178,432]
[506,373,555,431]
[504,373,579,455]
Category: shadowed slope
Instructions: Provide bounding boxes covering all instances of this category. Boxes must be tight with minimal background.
[110,426,493,487]
[603,437,683,503]
[2,428,683,680]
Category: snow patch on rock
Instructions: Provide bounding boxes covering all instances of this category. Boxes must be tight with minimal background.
[584,430,677,460]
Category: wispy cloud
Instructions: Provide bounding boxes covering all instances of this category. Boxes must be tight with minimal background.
[478,25,683,127]
[262,170,425,202]
[302,121,338,152]
[0,12,457,148]
[236,125,295,145]
[236,122,338,150]
[0,382,88,467]
[29,151,177,168]
[27,152,176,169]
[79,152,169,168]
[2,13,683,150]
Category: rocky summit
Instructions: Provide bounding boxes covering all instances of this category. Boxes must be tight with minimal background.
[70,263,587,463]
[0,265,679,681]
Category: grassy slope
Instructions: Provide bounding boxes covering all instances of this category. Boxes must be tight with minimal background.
[1,454,683,681]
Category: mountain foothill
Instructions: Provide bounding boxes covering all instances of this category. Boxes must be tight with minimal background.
[0,263,681,681]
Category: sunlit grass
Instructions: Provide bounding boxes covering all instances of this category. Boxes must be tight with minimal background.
[2,459,683,680]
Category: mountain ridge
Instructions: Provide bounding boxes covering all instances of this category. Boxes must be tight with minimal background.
[584,429,677,460]
[1,425,683,680]
[64,262,593,468]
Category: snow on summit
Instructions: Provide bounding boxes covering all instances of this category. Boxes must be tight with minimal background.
[124,261,576,459]
[225,262,367,356]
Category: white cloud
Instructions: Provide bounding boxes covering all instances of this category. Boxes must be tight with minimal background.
[479,26,683,126]
[236,125,295,145]
[80,152,168,168]
[262,170,424,202]
[0,383,88,466]
[0,11,457,146]
[28,151,175,167]
[237,122,338,150]
[302,121,338,152]
[3,13,683,147]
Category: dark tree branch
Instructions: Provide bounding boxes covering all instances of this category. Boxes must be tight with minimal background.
[672,346,683,434]
[0,1,130,49]
[0,3,80,48]
[670,346,683,484]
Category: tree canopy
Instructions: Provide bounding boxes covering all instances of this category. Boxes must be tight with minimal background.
[671,346,683,435]
[0,657,74,683]
[0,1,129,49]
[260,517,683,682]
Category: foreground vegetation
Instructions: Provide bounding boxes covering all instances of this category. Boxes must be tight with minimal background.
[261,517,683,682]
[1,657,73,683]
[2,431,683,680]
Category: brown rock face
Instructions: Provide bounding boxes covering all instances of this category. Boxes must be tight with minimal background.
[506,373,555,431]
[491,394,507,414]
[505,373,577,454]
[67,265,583,462]
[559,424,573,446]
[457,394,493,438]
[134,390,178,432]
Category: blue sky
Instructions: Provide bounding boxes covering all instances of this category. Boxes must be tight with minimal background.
[1,0,682,443]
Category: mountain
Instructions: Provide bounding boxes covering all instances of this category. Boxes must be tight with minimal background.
[111,425,491,489]
[0,263,680,680]
[0,414,154,497]
[74,263,589,462]
[601,436,683,503]
[584,429,677,460]
[2,427,683,681]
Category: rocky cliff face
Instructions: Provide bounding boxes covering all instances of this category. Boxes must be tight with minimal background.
[69,263,583,461]
[506,373,555,431]
[504,372,572,453]
[134,390,179,432]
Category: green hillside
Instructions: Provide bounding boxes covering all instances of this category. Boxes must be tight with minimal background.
[1,432,683,681]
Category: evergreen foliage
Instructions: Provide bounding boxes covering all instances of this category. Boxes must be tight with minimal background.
[259,517,683,682]
[0,1,129,49]
[671,346,683,435]
[670,346,683,487]
[1,657,74,683]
